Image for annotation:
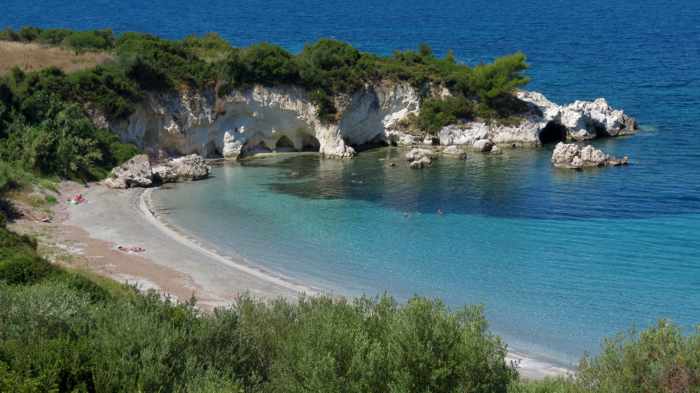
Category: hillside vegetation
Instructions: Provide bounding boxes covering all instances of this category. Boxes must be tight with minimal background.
[0,27,530,184]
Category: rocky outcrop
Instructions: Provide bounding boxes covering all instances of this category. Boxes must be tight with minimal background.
[103,155,153,189]
[441,145,467,159]
[100,82,420,161]
[104,154,210,189]
[94,82,636,161]
[406,148,434,169]
[436,91,637,151]
[153,154,211,183]
[517,91,637,141]
[551,142,629,169]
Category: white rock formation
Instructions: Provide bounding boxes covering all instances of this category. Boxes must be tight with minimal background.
[153,154,211,182]
[441,145,467,159]
[551,142,629,169]
[101,82,420,160]
[104,154,210,189]
[406,148,434,169]
[435,91,637,151]
[518,91,637,141]
[103,154,153,189]
[94,82,635,160]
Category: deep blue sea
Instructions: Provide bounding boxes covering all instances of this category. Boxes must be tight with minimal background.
[5,0,700,366]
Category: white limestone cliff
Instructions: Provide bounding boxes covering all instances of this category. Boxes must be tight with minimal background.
[102,82,420,160]
[95,83,636,160]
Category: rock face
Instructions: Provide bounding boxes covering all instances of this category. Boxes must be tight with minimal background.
[436,91,637,150]
[104,154,210,189]
[406,148,434,169]
[93,83,636,160]
[103,154,153,189]
[551,142,629,169]
[153,154,211,183]
[100,82,420,160]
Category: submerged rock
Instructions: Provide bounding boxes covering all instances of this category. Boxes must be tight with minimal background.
[551,142,629,169]
[406,148,434,169]
[441,145,467,159]
[103,154,153,189]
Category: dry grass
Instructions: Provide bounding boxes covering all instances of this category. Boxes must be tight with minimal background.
[0,41,112,75]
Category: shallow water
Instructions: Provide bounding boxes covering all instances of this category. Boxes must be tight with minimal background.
[152,148,700,366]
[6,0,700,366]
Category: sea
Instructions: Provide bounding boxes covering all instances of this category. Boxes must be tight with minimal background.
[4,0,700,367]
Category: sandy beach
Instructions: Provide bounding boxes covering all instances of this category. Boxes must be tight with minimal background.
[12,181,571,379]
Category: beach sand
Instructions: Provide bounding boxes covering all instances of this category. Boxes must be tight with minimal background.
[18,181,571,379]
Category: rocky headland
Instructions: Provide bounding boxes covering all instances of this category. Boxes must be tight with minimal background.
[90,84,637,162]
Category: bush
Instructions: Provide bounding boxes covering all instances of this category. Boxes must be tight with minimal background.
[417,96,475,133]
[116,32,216,89]
[62,29,114,52]
[0,227,56,285]
[467,52,529,103]
[224,43,299,87]
[576,321,700,393]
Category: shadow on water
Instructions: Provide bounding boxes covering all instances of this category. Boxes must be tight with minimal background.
[245,146,700,220]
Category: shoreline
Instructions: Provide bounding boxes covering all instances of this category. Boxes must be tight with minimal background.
[47,181,572,379]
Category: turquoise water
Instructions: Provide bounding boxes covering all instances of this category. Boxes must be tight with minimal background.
[5,0,700,367]
[152,146,700,366]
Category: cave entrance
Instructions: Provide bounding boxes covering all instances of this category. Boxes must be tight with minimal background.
[301,134,320,152]
[275,135,296,152]
[539,121,568,144]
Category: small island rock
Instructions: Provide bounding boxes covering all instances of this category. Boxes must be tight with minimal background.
[406,148,434,169]
[551,142,629,169]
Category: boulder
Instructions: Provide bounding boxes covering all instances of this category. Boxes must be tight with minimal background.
[405,148,434,169]
[441,145,467,159]
[409,156,432,169]
[103,154,153,189]
[151,164,178,184]
[551,142,629,169]
[472,139,494,152]
[156,154,211,182]
[439,123,489,146]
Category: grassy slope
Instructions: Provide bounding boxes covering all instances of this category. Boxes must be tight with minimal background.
[0,41,112,75]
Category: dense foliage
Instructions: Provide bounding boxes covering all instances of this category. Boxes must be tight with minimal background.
[0,67,139,181]
[2,26,530,126]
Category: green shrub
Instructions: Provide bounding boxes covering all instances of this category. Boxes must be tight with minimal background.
[467,52,529,103]
[0,228,55,285]
[576,321,700,393]
[224,43,299,87]
[0,27,20,41]
[37,28,72,45]
[62,29,114,52]
[417,96,475,133]
[116,32,215,89]
[17,26,41,42]
[182,32,232,63]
